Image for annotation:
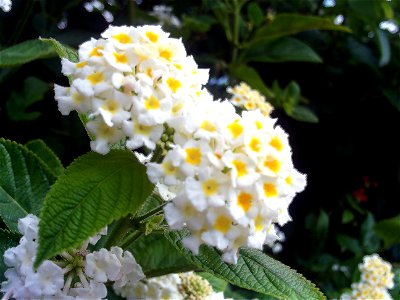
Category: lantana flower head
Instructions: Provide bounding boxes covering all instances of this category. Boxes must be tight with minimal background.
[55,24,209,154]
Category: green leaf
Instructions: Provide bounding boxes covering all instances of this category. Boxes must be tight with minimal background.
[0,139,56,232]
[229,64,274,98]
[348,0,382,21]
[341,210,354,224]
[247,2,264,27]
[0,39,56,68]
[246,14,350,46]
[40,38,78,63]
[0,229,20,282]
[35,150,154,268]
[336,234,362,255]
[374,215,400,248]
[360,213,380,253]
[165,230,326,300]
[383,88,400,111]
[6,76,50,121]
[183,15,217,33]
[129,233,194,277]
[25,139,64,177]
[243,37,322,63]
[285,105,319,123]
[198,272,228,292]
[316,209,329,245]
[376,29,391,67]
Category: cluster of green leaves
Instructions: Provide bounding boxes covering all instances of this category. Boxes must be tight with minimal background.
[182,0,351,122]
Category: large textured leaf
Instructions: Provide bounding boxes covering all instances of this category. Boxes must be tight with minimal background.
[6,76,50,121]
[243,38,322,63]
[0,139,56,232]
[130,233,194,277]
[35,150,154,267]
[165,230,326,300]
[0,39,56,68]
[246,14,350,46]
[0,229,20,283]
[374,215,400,249]
[25,139,64,177]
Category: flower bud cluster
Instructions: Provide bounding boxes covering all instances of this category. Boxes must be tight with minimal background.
[227,82,273,116]
[147,92,306,264]
[55,25,208,154]
[1,214,144,299]
[340,254,394,300]
[115,271,230,300]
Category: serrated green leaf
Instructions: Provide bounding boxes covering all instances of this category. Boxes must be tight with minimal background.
[35,150,154,268]
[25,139,64,177]
[285,105,319,123]
[165,230,326,300]
[0,139,56,232]
[0,229,20,283]
[374,215,400,249]
[0,39,56,68]
[243,37,322,63]
[6,76,50,121]
[246,14,350,47]
[229,64,274,98]
[129,233,194,277]
[247,3,264,27]
[40,38,78,63]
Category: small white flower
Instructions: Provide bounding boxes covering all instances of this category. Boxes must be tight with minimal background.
[85,248,122,282]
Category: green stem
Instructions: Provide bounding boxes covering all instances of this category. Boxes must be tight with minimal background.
[103,216,134,249]
[134,202,168,224]
[231,0,241,63]
[119,230,143,249]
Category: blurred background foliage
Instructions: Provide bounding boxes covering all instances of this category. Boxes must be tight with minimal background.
[1,0,400,298]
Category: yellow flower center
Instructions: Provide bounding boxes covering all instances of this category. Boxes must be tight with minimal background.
[103,100,119,113]
[89,46,103,57]
[167,77,182,93]
[264,158,281,174]
[237,192,252,212]
[87,72,104,85]
[249,137,262,152]
[135,122,152,135]
[146,31,159,43]
[254,215,264,232]
[76,61,87,68]
[202,179,219,196]
[162,161,176,175]
[185,148,201,165]
[263,183,278,198]
[159,48,172,61]
[214,215,231,233]
[144,96,160,110]
[113,33,131,44]
[113,52,128,64]
[227,120,243,139]
[200,120,216,132]
[285,176,292,185]
[232,160,247,177]
[270,136,283,152]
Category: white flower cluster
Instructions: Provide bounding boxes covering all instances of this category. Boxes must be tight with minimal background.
[55,24,208,154]
[340,254,395,300]
[0,0,11,12]
[116,271,230,300]
[227,82,273,116]
[1,214,144,300]
[147,92,306,264]
[54,25,306,264]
